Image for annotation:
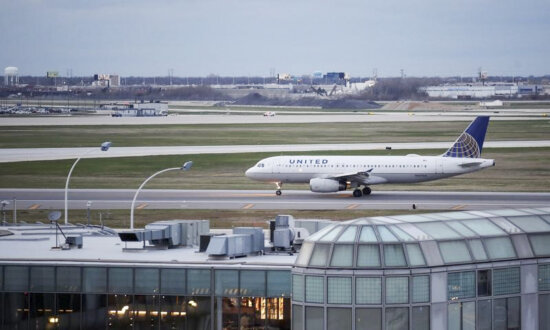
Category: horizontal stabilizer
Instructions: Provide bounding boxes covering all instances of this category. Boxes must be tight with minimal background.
[459,161,483,168]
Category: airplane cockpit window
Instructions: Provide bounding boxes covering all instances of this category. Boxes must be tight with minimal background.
[257,163,265,168]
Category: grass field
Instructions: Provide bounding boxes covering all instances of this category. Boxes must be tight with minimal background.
[0,120,549,148]
[1,148,549,192]
[10,208,434,229]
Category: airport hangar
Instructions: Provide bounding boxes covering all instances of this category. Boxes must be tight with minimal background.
[0,207,550,329]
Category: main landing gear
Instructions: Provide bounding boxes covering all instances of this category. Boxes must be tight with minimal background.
[352,186,372,198]
[275,182,282,196]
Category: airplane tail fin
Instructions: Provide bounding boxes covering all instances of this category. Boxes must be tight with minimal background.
[443,116,490,158]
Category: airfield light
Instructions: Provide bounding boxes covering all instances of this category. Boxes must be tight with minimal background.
[130,161,192,230]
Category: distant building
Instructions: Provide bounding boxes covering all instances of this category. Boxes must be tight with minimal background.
[103,100,168,117]
[92,74,120,87]
[421,83,542,99]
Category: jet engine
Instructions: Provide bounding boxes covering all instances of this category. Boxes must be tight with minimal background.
[309,178,347,193]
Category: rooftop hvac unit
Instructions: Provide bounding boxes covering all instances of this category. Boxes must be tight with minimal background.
[206,234,252,258]
[233,227,264,254]
[118,219,209,249]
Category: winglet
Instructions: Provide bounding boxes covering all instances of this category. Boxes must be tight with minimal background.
[443,116,490,158]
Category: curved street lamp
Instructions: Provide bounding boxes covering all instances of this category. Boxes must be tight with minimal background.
[130,161,193,230]
[64,141,112,225]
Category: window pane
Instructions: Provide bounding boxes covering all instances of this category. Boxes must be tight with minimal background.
[309,244,330,267]
[507,215,550,232]
[160,268,185,294]
[305,306,323,330]
[384,244,406,267]
[530,234,550,256]
[356,277,382,304]
[385,307,409,330]
[416,222,461,239]
[305,276,324,303]
[108,268,133,293]
[293,305,303,330]
[337,226,357,242]
[330,245,353,267]
[477,270,492,297]
[83,267,106,293]
[328,277,351,304]
[320,226,343,242]
[268,270,290,297]
[240,270,265,296]
[386,277,408,304]
[359,226,378,242]
[327,308,352,330]
[134,268,159,294]
[357,245,381,267]
[57,267,81,292]
[539,294,550,330]
[378,226,399,242]
[463,219,505,236]
[389,225,414,241]
[494,297,520,330]
[30,266,55,292]
[406,244,426,266]
[439,241,471,263]
[412,306,430,330]
[477,300,492,330]
[448,303,461,330]
[296,241,314,266]
[356,308,382,330]
[412,276,430,303]
[493,268,520,296]
[468,239,488,261]
[4,265,29,291]
[484,237,516,259]
[187,269,210,295]
[539,264,550,291]
[448,271,475,300]
[293,275,304,302]
[215,269,238,296]
[447,221,476,237]
[463,301,475,330]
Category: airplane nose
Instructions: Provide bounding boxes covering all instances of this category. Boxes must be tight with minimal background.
[245,167,253,178]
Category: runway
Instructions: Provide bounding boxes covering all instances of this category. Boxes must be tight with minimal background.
[1,189,549,212]
[2,140,549,163]
[1,112,548,126]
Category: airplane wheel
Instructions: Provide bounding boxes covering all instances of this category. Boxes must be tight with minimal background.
[276,190,282,196]
[362,187,372,195]
[353,189,363,198]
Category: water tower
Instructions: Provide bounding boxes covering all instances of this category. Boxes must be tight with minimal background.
[4,67,19,85]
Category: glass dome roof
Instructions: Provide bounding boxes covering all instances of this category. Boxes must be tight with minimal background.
[294,207,550,269]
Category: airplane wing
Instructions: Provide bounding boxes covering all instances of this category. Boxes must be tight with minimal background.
[328,169,388,185]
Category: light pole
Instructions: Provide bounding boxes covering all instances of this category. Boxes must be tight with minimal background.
[64,141,112,225]
[130,161,192,230]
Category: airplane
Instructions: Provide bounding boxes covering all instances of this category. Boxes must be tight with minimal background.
[245,116,495,197]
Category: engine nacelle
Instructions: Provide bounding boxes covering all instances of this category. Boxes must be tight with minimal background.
[309,178,346,193]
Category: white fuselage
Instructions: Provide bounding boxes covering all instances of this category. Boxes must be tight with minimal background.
[245,155,495,186]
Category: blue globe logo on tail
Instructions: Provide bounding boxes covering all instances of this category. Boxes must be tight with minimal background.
[443,116,490,158]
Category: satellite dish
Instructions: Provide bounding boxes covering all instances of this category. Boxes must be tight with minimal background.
[48,211,62,222]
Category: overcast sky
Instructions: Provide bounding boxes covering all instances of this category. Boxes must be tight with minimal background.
[1,0,549,77]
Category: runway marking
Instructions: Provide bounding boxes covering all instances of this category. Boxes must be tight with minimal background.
[451,204,466,210]
[28,204,41,210]
[137,203,148,210]
[346,204,359,210]
[242,204,255,209]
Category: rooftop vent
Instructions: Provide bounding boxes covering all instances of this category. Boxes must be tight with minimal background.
[118,220,209,250]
